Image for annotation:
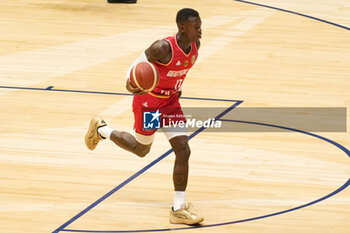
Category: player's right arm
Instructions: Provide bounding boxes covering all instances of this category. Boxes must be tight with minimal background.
[126,40,171,95]
[145,40,172,64]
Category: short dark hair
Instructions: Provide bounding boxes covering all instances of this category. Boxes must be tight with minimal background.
[176,8,199,24]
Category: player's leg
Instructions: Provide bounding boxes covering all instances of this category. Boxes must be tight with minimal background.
[85,117,153,157]
[159,95,203,224]
[169,135,190,192]
[85,93,157,157]
[164,131,204,225]
[102,126,152,158]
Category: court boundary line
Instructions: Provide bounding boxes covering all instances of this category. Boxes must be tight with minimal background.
[0,85,239,103]
[234,0,350,31]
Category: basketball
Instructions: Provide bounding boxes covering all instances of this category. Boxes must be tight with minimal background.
[130,62,160,92]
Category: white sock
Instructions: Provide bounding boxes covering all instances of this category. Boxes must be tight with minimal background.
[97,126,114,140]
[173,191,185,211]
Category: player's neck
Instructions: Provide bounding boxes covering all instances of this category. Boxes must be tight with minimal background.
[176,33,191,54]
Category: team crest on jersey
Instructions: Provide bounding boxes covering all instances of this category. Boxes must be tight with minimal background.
[191,55,196,64]
[184,60,189,67]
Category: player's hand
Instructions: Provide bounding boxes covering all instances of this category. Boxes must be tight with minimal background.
[126,79,148,95]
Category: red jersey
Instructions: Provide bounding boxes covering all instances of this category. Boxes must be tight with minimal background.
[151,34,198,96]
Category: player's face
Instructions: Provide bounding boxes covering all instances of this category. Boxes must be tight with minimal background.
[183,17,202,42]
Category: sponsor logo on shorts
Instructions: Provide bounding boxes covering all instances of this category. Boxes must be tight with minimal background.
[143,110,161,129]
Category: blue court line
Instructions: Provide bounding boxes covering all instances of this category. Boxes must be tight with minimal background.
[234,0,350,31]
[219,119,350,159]
[52,101,243,233]
[60,119,350,233]
[0,85,239,103]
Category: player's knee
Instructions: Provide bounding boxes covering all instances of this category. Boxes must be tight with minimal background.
[175,141,191,161]
[183,143,191,160]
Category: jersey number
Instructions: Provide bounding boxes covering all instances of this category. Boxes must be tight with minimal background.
[175,79,183,91]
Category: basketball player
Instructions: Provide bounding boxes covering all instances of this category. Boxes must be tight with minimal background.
[85,8,203,225]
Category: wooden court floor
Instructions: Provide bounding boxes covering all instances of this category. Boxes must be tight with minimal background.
[0,0,349,232]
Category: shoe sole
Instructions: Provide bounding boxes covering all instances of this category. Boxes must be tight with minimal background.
[85,118,100,150]
[169,215,204,225]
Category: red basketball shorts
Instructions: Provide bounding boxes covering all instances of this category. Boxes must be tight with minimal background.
[132,92,186,136]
